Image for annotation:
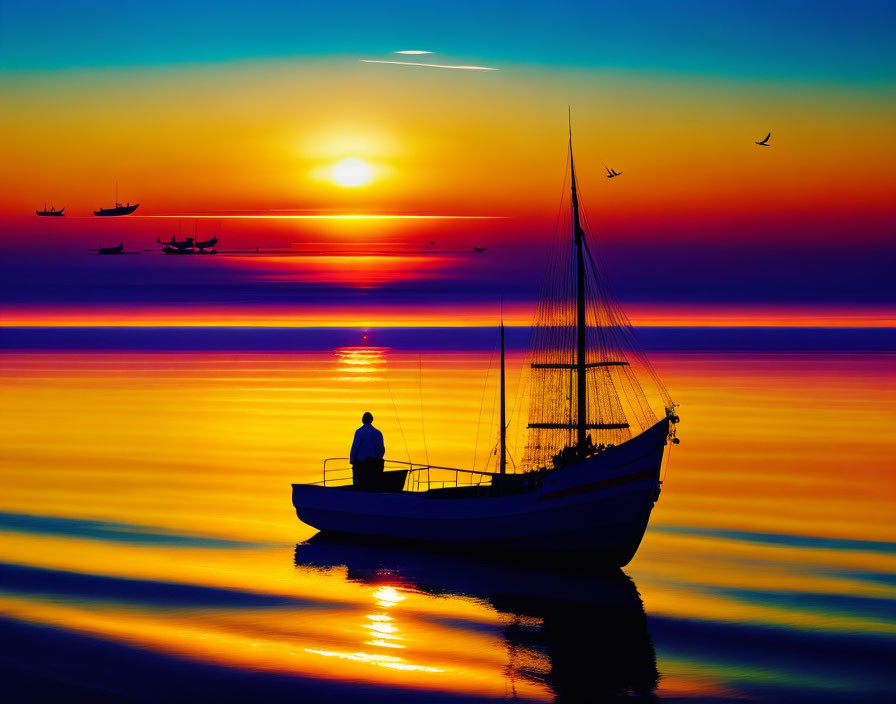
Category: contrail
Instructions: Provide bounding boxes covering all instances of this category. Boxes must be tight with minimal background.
[361,59,497,71]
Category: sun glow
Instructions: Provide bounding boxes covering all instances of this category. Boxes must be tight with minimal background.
[331,158,374,187]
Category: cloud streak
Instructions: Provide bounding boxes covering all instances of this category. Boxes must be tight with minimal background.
[361,60,497,71]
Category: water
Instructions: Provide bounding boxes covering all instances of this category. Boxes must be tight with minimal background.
[0,338,894,702]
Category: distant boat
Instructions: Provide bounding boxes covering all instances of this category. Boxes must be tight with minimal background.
[158,235,194,253]
[194,235,218,253]
[94,203,138,217]
[94,184,138,216]
[291,120,680,567]
[89,243,124,255]
[36,205,65,217]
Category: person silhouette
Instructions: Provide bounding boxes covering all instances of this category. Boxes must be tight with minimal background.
[350,412,385,491]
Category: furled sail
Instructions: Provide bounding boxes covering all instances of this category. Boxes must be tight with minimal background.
[522,136,674,471]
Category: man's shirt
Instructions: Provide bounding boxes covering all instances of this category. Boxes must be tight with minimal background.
[350,424,385,464]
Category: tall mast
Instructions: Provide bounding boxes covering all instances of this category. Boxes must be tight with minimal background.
[499,320,507,475]
[569,112,588,449]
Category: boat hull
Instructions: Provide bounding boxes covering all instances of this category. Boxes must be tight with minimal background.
[293,418,669,567]
[94,204,139,216]
[36,209,64,216]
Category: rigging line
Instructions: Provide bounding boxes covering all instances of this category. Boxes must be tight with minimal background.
[472,331,498,471]
[524,148,578,470]
[383,364,413,465]
[485,341,500,473]
[506,446,517,471]
[582,234,671,408]
[418,353,430,480]
[507,348,530,470]
[661,438,674,484]
[485,437,502,472]
[551,147,571,246]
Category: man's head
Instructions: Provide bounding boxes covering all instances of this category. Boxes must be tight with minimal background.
[362,411,374,425]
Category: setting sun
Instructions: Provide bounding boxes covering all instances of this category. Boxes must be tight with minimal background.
[331,158,374,187]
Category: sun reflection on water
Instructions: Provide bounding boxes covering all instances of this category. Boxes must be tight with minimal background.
[333,346,387,382]
[303,582,446,675]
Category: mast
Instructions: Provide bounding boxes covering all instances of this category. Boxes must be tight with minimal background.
[500,320,507,475]
[569,112,588,449]
[521,117,676,471]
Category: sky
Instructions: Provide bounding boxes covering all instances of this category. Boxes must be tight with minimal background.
[1,0,894,327]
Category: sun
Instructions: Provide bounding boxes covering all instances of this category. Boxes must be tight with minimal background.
[331,158,373,187]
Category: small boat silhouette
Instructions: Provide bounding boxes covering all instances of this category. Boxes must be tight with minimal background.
[94,202,138,217]
[36,204,65,217]
[94,184,139,216]
[89,243,124,255]
[158,235,194,253]
[194,235,218,253]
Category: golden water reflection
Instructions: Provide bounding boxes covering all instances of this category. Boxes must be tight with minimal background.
[0,349,894,701]
[294,538,659,700]
[333,346,387,383]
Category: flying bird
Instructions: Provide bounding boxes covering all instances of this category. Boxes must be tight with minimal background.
[604,163,623,178]
[473,247,487,252]
[755,132,771,146]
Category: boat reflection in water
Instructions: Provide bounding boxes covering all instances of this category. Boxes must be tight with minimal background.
[294,536,659,701]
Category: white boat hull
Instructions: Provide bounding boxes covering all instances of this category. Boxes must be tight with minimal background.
[293,418,670,567]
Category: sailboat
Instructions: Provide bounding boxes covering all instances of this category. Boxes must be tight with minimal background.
[292,123,680,567]
[94,184,139,216]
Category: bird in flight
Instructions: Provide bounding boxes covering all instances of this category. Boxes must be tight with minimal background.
[755,132,771,146]
[473,247,487,252]
[604,163,623,178]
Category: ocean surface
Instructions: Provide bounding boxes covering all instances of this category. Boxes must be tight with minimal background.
[0,328,893,703]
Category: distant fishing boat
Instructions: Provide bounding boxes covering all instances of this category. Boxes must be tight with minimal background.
[89,242,124,255]
[292,122,680,567]
[94,202,138,217]
[94,184,138,216]
[36,204,64,216]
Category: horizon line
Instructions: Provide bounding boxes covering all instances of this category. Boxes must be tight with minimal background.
[133,214,505,220]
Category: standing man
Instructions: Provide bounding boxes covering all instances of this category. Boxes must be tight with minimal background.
[350,411,385,491]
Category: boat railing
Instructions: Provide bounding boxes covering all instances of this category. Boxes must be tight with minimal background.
[319,457,497,492]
